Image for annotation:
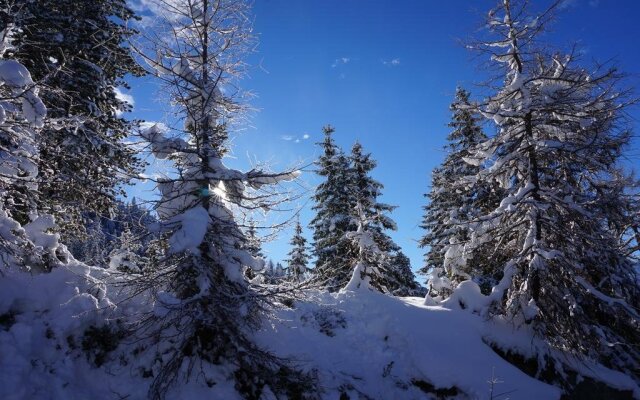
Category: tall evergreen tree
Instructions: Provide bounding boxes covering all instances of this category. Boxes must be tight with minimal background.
[0,6,45,227]
[347,141,419,293]
[286,219,311,282]
[350,142,399,255]
[131,1,311,398]
[420,88,498,296]
[7,0,145,237]
[462,0,640,379]
[309,126,357,290]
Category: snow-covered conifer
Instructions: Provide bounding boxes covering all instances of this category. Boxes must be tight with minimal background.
[386,251,424,297]
[108,225,146,274]
[7,0,145,237]
[462,0,640,378]
[286,219,311,282]
[0,20,65,273]
[310,126,358,290]
[244,220,265,259]
[420,88,500,296]
[346,142,418,293]
[342,200,393,292]
[131,1,310,397]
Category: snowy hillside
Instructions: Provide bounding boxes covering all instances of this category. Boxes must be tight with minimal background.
[0,264,637,399]
[2,0,639,398]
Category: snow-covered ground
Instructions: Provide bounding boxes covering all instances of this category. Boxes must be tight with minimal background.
[259,290,561,399]
[0,266,638,399]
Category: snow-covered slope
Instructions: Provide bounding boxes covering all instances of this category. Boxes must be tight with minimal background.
[0,270,637,399]
[259,290,561,399]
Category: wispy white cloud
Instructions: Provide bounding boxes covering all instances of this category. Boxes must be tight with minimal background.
[382,58,401,67]
[114,87,135,107]
[559,0,599,9]
[331,57,351,68]
[281,133,311,143]
[114,87,135,116]
[140,121,167,131]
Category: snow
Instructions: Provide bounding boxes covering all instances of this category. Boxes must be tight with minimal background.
[0,261,637,399]
[258,290,563,400]
[23,214,60,251]
[0,60,34,87]
[0,59,47,128]
[341,261,371,292]
[167,205,210,254]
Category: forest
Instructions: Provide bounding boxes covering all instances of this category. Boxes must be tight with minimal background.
[0,0,638,399]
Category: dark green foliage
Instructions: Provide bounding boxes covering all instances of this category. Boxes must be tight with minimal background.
[311,128,419,293]
[286,219,311,282]
[420,87,496,295]
[309,126,358,290]
[348,142,419,293]
[385,252,424,296]
[7,0,145,238]
[411,379,460,399]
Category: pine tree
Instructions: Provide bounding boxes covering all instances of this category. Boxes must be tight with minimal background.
[386,251,424,297]
[7,0,145,238]
[344,141,416,293]
[309,125,357,290]
[131,1,312,398]
[286,219,311,282]
[420,88,499,297]
[0,19,64,273]
[244,220,264,259]
[350,142,399,255]
[342,201,386,292]
[462,0,640,379]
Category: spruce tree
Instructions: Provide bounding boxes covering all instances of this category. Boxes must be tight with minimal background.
[309,126,357,290]
[420,88,498,297]
[386,251,423,297]
[245,220,264,259]
[462,0,640,379]
[346,141,418,293]
[286,219,311,282]
[7,0,145,238]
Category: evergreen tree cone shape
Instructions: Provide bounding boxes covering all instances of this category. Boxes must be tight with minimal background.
[420,87,502,298]
[286,219,311,283]
[309,125,358,291]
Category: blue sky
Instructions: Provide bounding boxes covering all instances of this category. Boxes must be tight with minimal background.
[124,0,640,277]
